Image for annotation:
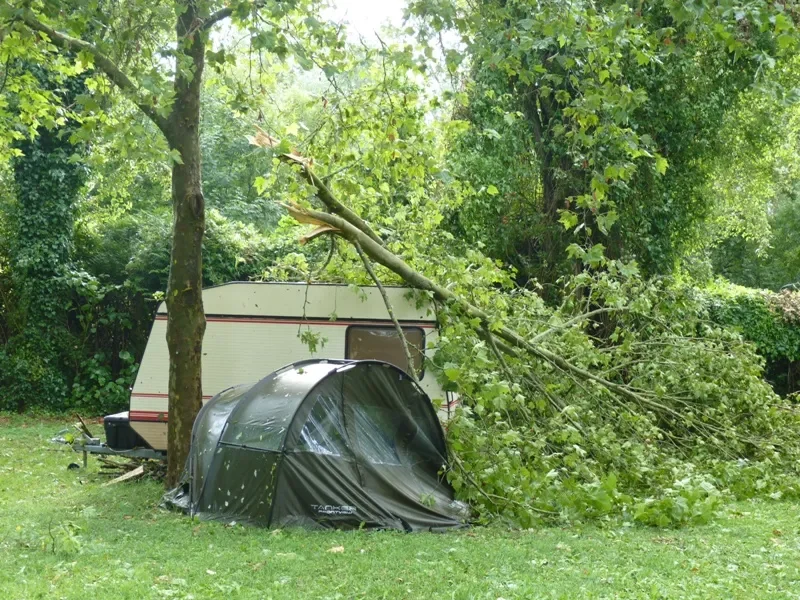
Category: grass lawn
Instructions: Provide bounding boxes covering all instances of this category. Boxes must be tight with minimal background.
[2,416,800,599]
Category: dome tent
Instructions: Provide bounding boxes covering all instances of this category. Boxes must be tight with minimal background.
[163,359,466,531]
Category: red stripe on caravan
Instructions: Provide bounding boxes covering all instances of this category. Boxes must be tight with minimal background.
[153,314,436,329]
[130,410,168,422]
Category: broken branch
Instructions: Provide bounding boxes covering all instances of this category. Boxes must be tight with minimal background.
[279,177,681,420]
[353,241,421,384]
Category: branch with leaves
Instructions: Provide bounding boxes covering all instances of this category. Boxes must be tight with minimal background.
[255,138,698,425]
[352,241,421,384]
[17,9,170,136]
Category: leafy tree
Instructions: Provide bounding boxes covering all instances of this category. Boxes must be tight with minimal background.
[700,59,800,290]
[2,0,342,483]
[410,0,799,282]
[712,188,800,291]
[247,29,800,525]
[0,64,86,412]
[705,283,800,395]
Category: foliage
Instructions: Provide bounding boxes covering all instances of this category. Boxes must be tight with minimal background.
[704,58,800,246]
[0,64,87,412]
[0,265,148,414]
[83,208,280,293]
[712,220,800,294]
[703,283,800,395]
[1,0,800,531]
[251,40,474,284]
[444,76,561,284]
[411,0,799,281]
[0,36,290,414]
[705,66,800,290]
[201,80,285,230]
[251,31,800,526]
[423,268,800,527]
[2,0,352,484]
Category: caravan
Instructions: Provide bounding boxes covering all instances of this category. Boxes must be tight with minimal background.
[109,282,451,452]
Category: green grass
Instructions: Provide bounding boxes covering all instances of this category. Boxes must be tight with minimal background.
[2,416,800,600]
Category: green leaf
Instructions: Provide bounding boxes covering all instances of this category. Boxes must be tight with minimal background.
[655,155,668,175]
[566,243,586,260]
[487,185,499,196]
[443,363,461,381]
[584,243,607,267]
[254,176,268,195]
[558,210,579,230]
[596,210,618,235]
[777,34,794,50]
[169,149,184,165]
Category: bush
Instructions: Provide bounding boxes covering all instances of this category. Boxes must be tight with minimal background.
[703,283,800,395]
[0,268,149,415]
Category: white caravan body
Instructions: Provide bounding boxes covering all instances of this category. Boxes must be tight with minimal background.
[129,282,449,450]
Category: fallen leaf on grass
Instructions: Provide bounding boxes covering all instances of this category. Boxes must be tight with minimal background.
[652,536,677,545]
[327,546,345,553]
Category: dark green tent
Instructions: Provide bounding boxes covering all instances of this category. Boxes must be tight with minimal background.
[163,360,466,531]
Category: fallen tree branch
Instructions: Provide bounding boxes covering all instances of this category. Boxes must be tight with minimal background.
[248,131,384,247]
[530,307,624,344]
[280,200,675,417]
[451,454,557,516]
[102,465,145,487]
[74,414,93,439]
[262,142,750,463]
[353,241,421,384]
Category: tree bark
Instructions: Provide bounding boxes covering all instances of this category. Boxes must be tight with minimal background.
[520,88,574,277]
[164,2,207,486]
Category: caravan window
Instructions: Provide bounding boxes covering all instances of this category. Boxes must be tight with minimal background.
[345,326,424,377]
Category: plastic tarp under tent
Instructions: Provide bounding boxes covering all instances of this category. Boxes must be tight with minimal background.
[162,360,467,531]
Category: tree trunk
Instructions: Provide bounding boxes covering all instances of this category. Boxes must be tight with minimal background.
[164,2,207,486]
[521,89,575,281]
